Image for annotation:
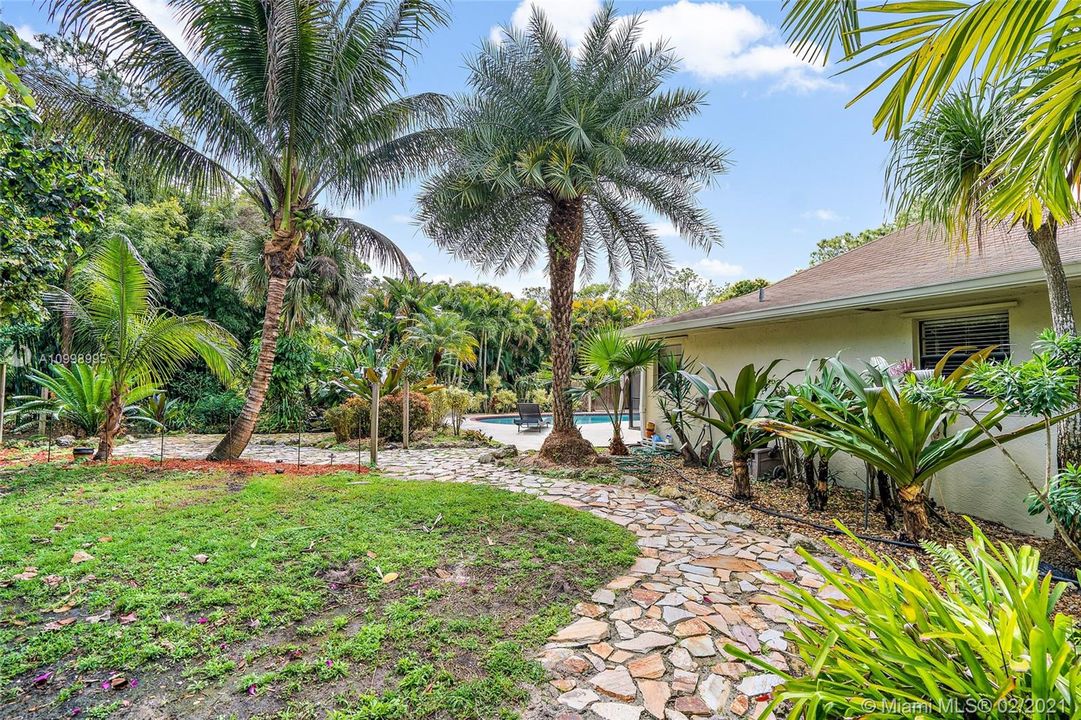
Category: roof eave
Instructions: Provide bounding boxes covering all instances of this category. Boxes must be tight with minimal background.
[626,264,1081,337]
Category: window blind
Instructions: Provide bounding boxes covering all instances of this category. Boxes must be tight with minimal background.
[918,312,1010,373]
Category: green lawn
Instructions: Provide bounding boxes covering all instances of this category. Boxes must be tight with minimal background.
[0,462,637,719]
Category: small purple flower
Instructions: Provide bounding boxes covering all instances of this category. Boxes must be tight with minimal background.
[197,617,208,624]
[219,643,227,650]
[247,684,257,696]
[71,709,81,717]
[101,681,111,690]
[325,660,332,667]
[888,359,914,378]
[130,678,139,688]
[32,671,52,685]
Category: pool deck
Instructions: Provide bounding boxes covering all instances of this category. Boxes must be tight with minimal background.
[462,414,641,451]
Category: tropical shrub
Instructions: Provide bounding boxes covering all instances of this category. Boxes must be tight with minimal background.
[324,392,430,443]
[491,389,518,413]
[187,390,244,433]
[9,364,155,439]
[730,524,1081,719]
[1032,465,1081,540]
[427,389,450,431]
[525,388,552,411]
[443,387,473,436]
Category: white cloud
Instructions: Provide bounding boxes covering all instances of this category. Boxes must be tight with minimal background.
[803,208,842,221]
[694,258,744,278]
[391,214,415,225]
[497,0,837,92]
[492,0,603,45]
[15,25,42,49]
[650,221,680,238]
[132,0,193,57]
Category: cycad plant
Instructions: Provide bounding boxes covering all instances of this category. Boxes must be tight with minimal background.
[682,361,789,499]
[573,328,662,455]
[9,363,156,440]
[49,235,237,459]
[418,3,728,464]
[29,0,447,460]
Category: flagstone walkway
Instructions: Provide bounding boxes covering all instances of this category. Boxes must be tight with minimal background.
[114,437,832,720]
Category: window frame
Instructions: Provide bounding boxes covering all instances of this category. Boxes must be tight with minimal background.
[916,310,1011,374]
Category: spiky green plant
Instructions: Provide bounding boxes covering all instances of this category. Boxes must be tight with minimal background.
[728,522,1081,719]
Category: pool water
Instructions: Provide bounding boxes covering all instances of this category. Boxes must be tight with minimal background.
[476,412,639,425]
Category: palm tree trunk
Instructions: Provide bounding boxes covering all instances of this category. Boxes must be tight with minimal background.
[539,198,595,465]
[1026,219,1081,468]
[209,267,292,460]
[60,261,75,365]
[731,446,752,499]
[95,385,123,460]
[897,483,931,541]
[609,378,628,456]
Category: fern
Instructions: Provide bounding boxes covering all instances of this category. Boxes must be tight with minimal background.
[921,539,988,605]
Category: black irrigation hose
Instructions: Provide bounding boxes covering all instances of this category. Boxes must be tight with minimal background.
[654,457,1081,585]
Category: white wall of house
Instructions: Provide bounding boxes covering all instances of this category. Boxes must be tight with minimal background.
[640,284,1076,538]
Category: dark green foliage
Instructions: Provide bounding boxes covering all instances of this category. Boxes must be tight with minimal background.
[251,331,318,432]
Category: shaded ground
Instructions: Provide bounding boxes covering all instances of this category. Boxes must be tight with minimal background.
[0,462,638,719]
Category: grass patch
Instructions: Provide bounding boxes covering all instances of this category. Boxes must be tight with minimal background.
[0,462,636,718]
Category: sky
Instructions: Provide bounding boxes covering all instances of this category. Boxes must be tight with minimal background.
[3,0,897,295]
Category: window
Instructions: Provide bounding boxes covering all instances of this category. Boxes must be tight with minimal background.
[654,343,683,384]
[918,312,1010,373]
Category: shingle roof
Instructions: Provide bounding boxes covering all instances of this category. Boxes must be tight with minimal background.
[631,222,1081,335]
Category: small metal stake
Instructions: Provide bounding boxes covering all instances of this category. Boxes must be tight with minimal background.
[160,423,165,467]
[296,416,301,471]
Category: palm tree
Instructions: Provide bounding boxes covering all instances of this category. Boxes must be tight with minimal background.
[218,211,371,335]
[782,0,1081,223]
[886,87,1081,466]
[29,0,447,460]
[403,311,478,379]
[50,235,237,459]
[575,328,662,455]
[418,4,729,464]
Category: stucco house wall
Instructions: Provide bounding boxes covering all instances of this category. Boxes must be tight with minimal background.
[638,284,1073,538]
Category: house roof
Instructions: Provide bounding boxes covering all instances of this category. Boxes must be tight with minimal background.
[628,222,1081,337]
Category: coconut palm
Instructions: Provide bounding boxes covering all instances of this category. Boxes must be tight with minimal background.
[418,4,728,464]
[218,212,371,335]
[49,235,237,459]
[782,0,1081,224]
[886,87,1081,466]
[28,0,448,460]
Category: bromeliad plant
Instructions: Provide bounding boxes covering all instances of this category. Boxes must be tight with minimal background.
[752,348,1077,540]
[729,523,1081,719]
[682,361,791,499]
[654,352,708,467]
[572,328,662,455]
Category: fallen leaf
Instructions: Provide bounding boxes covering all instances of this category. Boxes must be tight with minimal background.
[381,572,399,584]
[12,567,38,581]
[435,568,452,579]
[85,611,111,624]
[97,536,112,543]
[365,551,376,559]
[119,612,138,625]
[105,675,127,690]
[192,554,209,564]
[70,551,93,564]
[486,536,494,546]
[42,575,63,588]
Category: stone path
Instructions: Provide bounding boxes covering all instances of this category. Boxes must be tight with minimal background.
[114,437,833,720]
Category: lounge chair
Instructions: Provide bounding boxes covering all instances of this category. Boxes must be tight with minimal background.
[513,403,551,432]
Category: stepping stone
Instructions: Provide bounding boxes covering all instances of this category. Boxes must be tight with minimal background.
[679,635,716,657]
[592,703,644,720]
[550,618,610,646]
[729,694,750,715]
[664,710,690,720]
[608,575,640,590]
[558,688,599,711]
[656,592,687,607]
[673,696,711,716]
[552,678,576,692]
[672,669,698,695]
[611,606,643,621]
[631,618,670,633]
[667,646,695,671]
[627,653,666,679]
[697,556,763,572]
[574,602,606,618]
[631,588,663,606]
[589,642,614,660]
[630,557,661,574]
[558,655,593,675]
[700,674,731,711]
[637,679,671,719]
[673,618,710,638]
[590,667,638,702]
[593,589,617,605]
[711,661,745,679]
[662,606,694,624]
[737,673,783,697]
[615,632,677,653]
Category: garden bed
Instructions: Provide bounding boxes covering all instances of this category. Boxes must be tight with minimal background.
[0,462,638,719]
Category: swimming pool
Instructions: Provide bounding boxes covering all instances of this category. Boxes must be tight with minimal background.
[475,412,639,425]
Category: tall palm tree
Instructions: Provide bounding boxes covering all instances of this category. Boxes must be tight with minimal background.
[418,4,729,463]
[51,235,237,459]
[28,0,447,460]
[886,87,1081,466]
[403,310,478,379]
